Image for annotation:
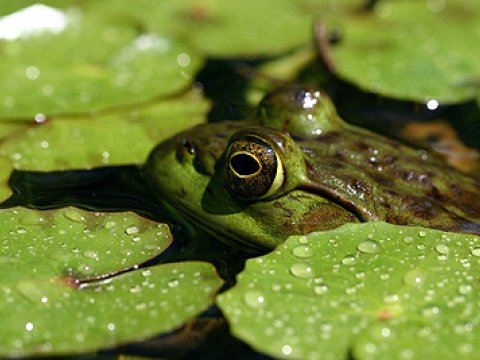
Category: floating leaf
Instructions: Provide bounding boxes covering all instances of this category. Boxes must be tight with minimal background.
[0,1,201,118]
[0,92,208,171]
[218,222,480,359]
[85,0,362,57]
[0,207,223,357]
[331,1,480,103]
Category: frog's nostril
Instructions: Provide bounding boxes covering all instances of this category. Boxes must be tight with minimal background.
[230,153,261,177]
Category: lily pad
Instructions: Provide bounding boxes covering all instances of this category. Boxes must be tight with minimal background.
[0,92,209,171]
[331,0,480,103]
[0,207,223,357]
[218,222,480,359]
[85,0,362,57]
[0,1,201,118]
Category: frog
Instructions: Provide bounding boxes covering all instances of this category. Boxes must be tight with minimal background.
[144,85,480,251]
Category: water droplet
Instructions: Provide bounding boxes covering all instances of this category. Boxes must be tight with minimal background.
[141,269,152,277]
[83,250,99,260]
[471,247,480,257]
[289,263,314,278]
[20,212,46,225]
[457,343,473,355]
[107,323,116,331]
[458,284,472,295]
[25,322,34,331]
[291,245,313,258]
[341,255,357,266]
[298,235,308,244]
[168,279,179,288]
[25,66,40,80]
[135,302,147,311]
[403,236,414,244]
[313,284,329,295]
[403,269,425,287]
[131,236,141,242]
[125,225,140,235]
[422,305,440,318]
[281,344,293,356]
[63,208,85,222]
[129,285,142,294]
[418,230,427,237]
[357,239,381,254]
[435,243,449,255]
[16,227,26,234]
[244,290,265,308]
[104,221,117,229]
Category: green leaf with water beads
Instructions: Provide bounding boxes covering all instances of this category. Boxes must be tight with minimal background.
[0,207,223,357]
[330,0,480,103]
[0,1,201,119]
[0,92,208,171]
[218,222,480,359]
[84,0,362,58]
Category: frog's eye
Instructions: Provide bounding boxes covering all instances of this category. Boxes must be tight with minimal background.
[224,135,284,199]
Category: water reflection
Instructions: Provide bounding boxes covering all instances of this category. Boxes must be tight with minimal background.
[0,4,67,41]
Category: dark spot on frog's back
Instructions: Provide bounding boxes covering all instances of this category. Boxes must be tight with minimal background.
[317,131,340,144]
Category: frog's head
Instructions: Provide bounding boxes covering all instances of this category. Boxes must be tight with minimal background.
[145,86,358,251]
[256,84,346,138]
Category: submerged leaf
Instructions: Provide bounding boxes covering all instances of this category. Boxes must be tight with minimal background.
[0,207,223,357]
[218,222,480,359]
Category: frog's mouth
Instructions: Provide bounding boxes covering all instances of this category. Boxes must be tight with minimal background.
[172,200,270,253]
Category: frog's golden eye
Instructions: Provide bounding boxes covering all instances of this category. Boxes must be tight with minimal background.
[224,135,284,199]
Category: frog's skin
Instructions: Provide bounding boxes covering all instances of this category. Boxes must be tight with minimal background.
[145,86,480,251]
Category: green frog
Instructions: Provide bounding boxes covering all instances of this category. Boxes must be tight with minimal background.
[145,86,480,251]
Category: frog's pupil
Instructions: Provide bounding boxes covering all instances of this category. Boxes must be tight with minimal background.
[230,153,260,176]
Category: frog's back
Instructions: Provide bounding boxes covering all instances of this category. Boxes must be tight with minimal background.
[302,127,480,234]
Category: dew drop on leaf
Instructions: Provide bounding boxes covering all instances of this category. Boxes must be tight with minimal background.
[83,250,99,260]
[291,245,313,258]
[313,284,329,295]
[470,247,480,257]
[289,263,314,278]
[403,269,425,287]
[167,279,179,288]
[20,212,46,225]
[341,255,357,266]
[125,225,140,235]
[243,290,266,308]
[458,284,472,295]
[63,208,86,222]
[434,243,449,255]
[357,239,381,254]
[402,235,414,244]
[421,305,440,318]
[104,221,117,229]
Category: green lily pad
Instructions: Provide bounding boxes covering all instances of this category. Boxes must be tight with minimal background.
[0,207,223,357]
[85,0,362,57]
[331,0,480,103]
[0,156,13,202]
[0,92,208,170]
[218,222,480,359]
[0,1,201,119]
